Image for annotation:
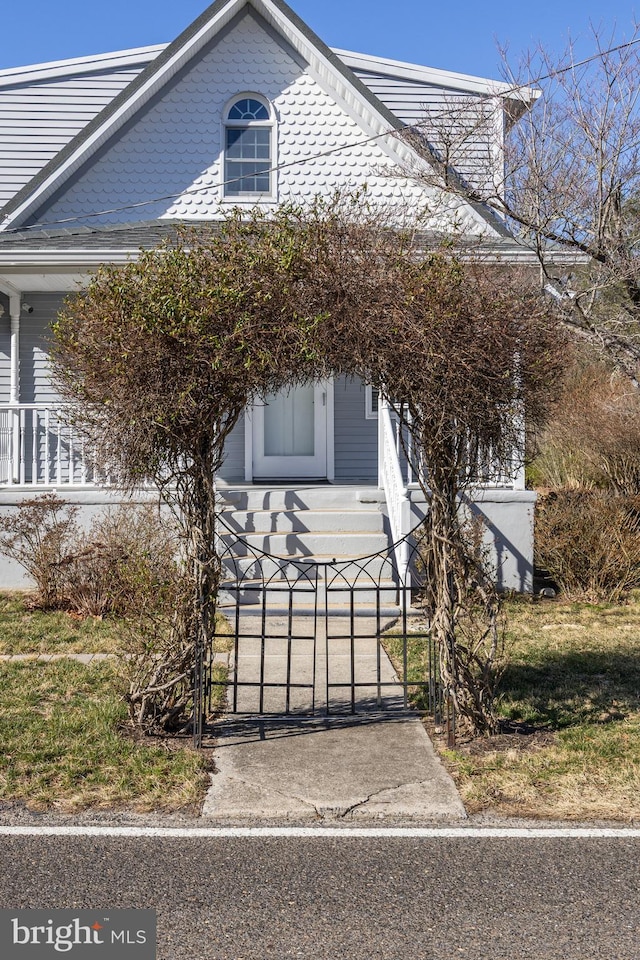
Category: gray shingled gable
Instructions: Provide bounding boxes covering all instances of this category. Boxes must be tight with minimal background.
[0,0,406,227]
[0,0,509,238]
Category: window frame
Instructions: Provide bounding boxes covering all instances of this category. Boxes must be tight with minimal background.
[222,93,276,203]
[365,384,379,420]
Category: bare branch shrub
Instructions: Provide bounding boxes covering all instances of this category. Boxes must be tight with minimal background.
[0,493,79,607]
[0,492,195,728]
[536,491,640,602]
[358,255,564,733]
[59,503,180,619]
[51,201,388,733]
[416,511,507,726]
[533,355,640,494]
[50,198,563,737]
[117,576,196,732]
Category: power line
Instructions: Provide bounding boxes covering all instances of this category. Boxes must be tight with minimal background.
[2,33,640,239]
[503,34,640,89]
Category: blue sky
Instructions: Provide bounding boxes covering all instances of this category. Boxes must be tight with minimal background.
[2,0,638,78]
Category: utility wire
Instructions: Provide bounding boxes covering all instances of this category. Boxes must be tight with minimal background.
[2,33,640,238]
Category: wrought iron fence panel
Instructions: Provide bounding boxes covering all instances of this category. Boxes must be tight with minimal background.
[193,515,453,746]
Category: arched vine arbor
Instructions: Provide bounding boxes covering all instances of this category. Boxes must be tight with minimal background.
[52,200,563,738]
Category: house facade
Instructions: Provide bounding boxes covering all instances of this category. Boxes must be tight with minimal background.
[0,0,538,592]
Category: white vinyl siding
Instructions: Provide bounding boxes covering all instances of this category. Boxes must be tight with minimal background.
[0,41,507,215]
[219,417,245,482]
[25,14,445,230]
[0,67,149,209]
[334,376,377,482]
[17,293,62,404]
[352,69,501,193]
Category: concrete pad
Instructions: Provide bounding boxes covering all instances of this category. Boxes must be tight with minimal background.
[202,715,466,822]
[204,600,466,822]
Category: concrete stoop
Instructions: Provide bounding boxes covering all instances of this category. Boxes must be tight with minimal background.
[218,484,390,557]
[218,484,400,611]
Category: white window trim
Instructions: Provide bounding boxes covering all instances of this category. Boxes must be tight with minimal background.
[365,384,379,419]
[221,92,277,204]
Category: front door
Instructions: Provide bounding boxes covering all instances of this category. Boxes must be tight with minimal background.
[252,382,328,479]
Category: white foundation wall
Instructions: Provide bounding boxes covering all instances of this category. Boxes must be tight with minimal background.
[0,486,537,593]
[406,488,537,594]
[0,488,169,590]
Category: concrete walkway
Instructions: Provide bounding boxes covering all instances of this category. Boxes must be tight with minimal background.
[203,610,466,822]
[1,627,466,822]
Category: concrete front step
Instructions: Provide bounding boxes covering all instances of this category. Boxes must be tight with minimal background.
[218,485,384,512]
[221,552,397,583]
[219,530,388,558]
[219,600,403,617]
[220,507,385,535]
[220,577,402,608]
[218,483,399,612]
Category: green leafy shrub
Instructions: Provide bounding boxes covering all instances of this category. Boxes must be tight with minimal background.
[535,491,640,602]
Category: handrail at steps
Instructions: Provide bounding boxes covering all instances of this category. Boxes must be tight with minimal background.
[377,398,411,607]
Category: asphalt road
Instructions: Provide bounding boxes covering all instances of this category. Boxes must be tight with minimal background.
[0,834,638,959]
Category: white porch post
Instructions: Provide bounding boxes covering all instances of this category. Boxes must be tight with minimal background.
[244,405,253,482]
[9,295,20,404]
[377,395,385,487]
[9,295,20,483]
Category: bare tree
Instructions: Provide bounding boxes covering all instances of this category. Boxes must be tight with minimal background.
[401,25,640,380]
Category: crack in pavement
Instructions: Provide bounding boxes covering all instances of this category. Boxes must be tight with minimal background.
[336,782,415,819]
[204,772,319,817]
[208,772,449,821]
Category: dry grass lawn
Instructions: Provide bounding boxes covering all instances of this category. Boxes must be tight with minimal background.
[0,659,210,811]
[0,592,124,654]
[438,597,640,821]
[0,593,226,812]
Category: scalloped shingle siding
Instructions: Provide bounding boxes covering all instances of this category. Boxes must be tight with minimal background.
[28,14,480,236]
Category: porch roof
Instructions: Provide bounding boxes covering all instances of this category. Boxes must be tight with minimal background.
[0,220,196,251]
[0,218,578,274]
[0,222,583,298]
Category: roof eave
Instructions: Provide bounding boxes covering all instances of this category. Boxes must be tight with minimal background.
[335,48,539,105]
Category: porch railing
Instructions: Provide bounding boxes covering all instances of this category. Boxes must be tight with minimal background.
[377,399,412,606]
[377,402,526,495]
[0,404,104,487]
[376,398,527,602]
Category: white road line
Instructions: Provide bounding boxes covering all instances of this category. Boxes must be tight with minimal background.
[0,826,638,839]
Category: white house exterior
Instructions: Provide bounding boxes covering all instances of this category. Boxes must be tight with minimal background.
[0,0,539,592]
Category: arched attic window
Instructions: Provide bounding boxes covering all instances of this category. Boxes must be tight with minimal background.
[224,95,274,198]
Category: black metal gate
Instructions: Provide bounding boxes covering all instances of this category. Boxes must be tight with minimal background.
[193,522,452,744]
